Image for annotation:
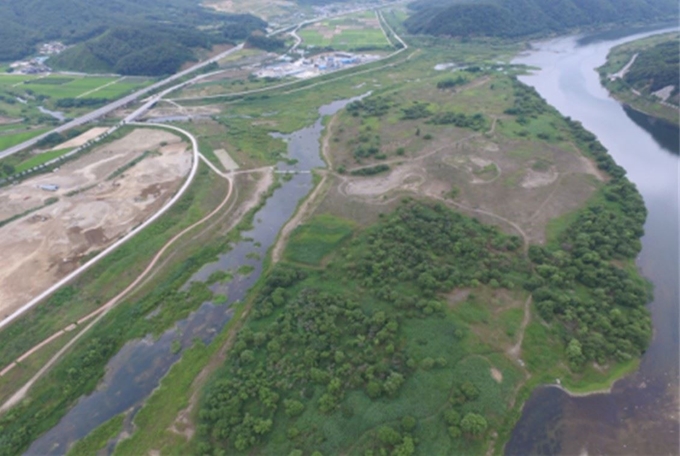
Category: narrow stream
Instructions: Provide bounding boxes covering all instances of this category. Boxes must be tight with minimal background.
[25,95,366,456]
[38,106,66,122]
[507,26,679,455]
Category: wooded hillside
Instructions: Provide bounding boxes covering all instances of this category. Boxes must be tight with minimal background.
[0,0,266,75]
[624,38,679,96]
[404,0,679,38]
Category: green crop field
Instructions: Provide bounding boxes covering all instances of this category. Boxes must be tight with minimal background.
[299,12,392,51]
[22,76,120,98]
[0,128,49,150]
[1,74,151,101]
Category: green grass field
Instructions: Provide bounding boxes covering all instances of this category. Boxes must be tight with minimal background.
[1,74,151,100]
[15,148,72,173]
[285,214,355,265]
[299,12,392,51]
[0,128,49,150]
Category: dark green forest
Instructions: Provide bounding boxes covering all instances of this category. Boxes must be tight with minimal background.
[404,0,679,38]
[624,38,679,95]
[0,0,266,75]
[195,183,650,453]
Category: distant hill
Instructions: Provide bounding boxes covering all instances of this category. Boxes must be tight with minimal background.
[0,0,266,75]
[404,0,679,38]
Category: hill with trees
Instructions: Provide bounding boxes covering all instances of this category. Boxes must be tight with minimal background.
[599,33,679,124]
[404,0,679,38]
[0,0,266,75]
[624,38,679,100]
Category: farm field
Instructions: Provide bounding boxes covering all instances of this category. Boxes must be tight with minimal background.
[20,75,151,100]
[0,74,152,154]
[299,11,393,51]
[0,128,50,151]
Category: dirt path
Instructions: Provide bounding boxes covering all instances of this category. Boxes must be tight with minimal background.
[345,116,496,175]
[507,295,532,360]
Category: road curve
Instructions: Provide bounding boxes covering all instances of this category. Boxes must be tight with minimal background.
[0,44,244,160]
[0,122,200,331]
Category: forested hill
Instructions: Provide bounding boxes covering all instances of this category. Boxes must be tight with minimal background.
[0,0,266,75]
[624,39,679,100]
[404,0,679,38]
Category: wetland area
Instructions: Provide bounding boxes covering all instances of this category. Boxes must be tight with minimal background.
[0,16,677,456]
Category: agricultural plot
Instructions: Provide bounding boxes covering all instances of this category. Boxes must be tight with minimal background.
[299,11,393,51]
[0,128,49,150]
[21,75,143,99]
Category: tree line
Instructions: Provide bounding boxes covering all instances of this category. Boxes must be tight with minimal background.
[404,0,679,39]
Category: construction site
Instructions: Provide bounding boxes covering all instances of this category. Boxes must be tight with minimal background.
[0,128,192,321]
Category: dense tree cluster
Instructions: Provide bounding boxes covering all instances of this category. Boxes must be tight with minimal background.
[49,22,261,76]
[350,164,390,176]
[0,1,266,75]
[401,102,431,120]
[346,96,392,118]
[197,203,521,454]
[55,98,108,109]
[436,75,469,90]
[198,270,413,453]
[527,171,650,366]
[404,0,679,39]
[504,79,548,121]
[428,111,488,131]
[346,203,526,302]
[246,33,287,52]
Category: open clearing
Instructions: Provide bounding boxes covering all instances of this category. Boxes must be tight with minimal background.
[323,73,603,244]
[0,128,191,322]
[50,127,109,150]
[299,11,392,51]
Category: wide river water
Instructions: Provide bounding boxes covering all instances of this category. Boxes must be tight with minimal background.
[507,27,679,455]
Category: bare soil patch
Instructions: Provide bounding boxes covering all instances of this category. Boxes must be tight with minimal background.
[491,367,503,383]
[0,116,21,125]
[214,149,239,171]
[0,128,191,322]
[51,127,109,150]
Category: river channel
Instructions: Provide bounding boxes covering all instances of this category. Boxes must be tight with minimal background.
[25,96,365,455]
[507,27,679,455]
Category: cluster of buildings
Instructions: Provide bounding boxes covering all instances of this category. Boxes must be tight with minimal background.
[9,42,66,75]
[38,42,67,55]
[9,58,51,75]
[254,51,380,79]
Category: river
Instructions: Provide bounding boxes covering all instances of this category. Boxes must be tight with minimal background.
[25,95,365,455]
[507,27,679,455]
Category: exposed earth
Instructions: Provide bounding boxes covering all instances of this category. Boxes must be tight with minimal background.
[0,128,191,321]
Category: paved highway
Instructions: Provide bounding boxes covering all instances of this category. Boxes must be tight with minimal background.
[0,44,244,160]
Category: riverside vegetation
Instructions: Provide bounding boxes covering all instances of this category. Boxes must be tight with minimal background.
[0,11,656,455]
[599,32,679,125]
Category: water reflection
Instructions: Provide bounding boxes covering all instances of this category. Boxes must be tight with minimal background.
[507,26,679,455]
